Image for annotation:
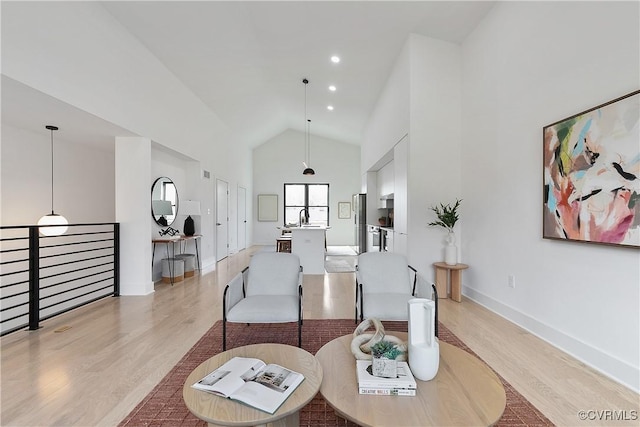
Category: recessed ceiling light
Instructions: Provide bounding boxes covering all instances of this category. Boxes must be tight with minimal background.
[328,85,336,92]
[327,105,334,111]
[330,56,340,63]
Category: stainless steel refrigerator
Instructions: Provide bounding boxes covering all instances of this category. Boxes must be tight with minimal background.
[353,193,367,254]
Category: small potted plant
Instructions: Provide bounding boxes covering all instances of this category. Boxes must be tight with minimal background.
[428,199,462,265]
[371,340,402,378]
[428,199,461,232]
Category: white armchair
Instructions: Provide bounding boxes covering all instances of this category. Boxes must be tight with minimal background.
[222,252,303,350]
[355,252,438,329]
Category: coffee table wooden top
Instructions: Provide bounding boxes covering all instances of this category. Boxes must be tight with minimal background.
[315,332,505,427]
[183,343,322,426]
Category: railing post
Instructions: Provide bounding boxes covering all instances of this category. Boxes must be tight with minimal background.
[113,223,120,296]
[28,226,40,330]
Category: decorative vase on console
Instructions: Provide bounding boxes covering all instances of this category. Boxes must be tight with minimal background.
[444,231,457,265]
[428,199,462,266]
[408,298,439,381]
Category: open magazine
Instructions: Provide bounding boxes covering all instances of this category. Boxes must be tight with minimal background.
[192,356,305,414]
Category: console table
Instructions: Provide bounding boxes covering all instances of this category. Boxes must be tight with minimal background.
[152,235,201,284]
[433,262,469,302]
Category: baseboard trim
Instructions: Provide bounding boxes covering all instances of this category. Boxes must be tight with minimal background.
[200,257,217,274]
[463,286,639,393]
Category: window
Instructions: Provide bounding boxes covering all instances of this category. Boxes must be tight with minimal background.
[284,183,329,226]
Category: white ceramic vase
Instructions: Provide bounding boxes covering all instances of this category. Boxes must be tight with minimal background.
[444,231,457,265]
[407,298,439,381]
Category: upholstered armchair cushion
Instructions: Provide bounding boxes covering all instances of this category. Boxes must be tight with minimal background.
[227,295,299,323]
[246,252,302,296]
[355,252,417,322]
[222,252,303,350]
[356,252,413,295]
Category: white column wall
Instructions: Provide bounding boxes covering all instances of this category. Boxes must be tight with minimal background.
[406,35,462,279]
[361,43,410,172]
[116,137,153,295]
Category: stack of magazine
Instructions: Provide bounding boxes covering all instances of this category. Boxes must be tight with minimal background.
[356,360,417,396]
[192,356,305,414]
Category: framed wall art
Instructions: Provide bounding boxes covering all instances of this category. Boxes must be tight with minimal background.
[338,202,351,219]
[257,194,278,222]
[543,90,640,248]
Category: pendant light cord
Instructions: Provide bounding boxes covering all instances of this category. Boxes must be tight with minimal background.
[304,79,308,165]
[50,128,54,214]
[307,119,311,166]
[46,125,58,215]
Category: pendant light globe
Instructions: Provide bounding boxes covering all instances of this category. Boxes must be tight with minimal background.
[38,213,69,236]
[39,125,68,236]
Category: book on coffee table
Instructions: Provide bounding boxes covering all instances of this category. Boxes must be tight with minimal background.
[356,360,417,396]
[192,356,304,413]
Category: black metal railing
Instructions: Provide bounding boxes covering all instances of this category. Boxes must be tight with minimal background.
[0,223,119,336]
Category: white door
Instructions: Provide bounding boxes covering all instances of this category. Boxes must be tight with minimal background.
[216,179,229,261]
[238,186,247,251]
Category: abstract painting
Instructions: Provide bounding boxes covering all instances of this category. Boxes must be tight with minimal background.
[543,90,640,248]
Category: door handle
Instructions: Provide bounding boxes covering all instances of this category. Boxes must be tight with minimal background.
[216,223,221,226]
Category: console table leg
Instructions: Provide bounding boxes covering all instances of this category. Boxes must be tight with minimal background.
[450,270,463,302]
[434,267,448,298]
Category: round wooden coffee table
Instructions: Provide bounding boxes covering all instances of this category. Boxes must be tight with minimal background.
[315,332,505,426]
[183,343,322,427]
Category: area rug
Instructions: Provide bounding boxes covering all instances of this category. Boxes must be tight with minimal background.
[119,320,553,427]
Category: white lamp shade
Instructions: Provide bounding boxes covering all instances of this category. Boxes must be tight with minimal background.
[181,200,201,216]
[152,200,173,215]
[38,213,68,236]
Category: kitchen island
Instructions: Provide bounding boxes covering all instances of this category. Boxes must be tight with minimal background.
[281,226,328,274]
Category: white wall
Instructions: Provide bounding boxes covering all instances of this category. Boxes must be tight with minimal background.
[1,2,253,285]
[406,35,463,279]
[461,2,639,391]
[253,129,360,246]
[1,125,115,225]
[362,44,410,173]
[360,1,639,392]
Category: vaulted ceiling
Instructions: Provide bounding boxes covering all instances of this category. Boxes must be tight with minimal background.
[2,1,495,148]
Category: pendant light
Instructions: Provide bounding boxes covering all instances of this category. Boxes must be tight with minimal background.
[302,78,315,175]
[38,125,68,236]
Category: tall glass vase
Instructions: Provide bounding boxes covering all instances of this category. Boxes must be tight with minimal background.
[444,231,457,265]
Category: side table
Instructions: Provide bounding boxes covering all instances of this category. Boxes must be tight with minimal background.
[433,262,469,302]
[183,343,322,427]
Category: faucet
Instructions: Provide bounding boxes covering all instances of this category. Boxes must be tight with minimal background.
[299,208,309,226]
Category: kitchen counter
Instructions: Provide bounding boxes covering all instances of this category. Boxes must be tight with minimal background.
[279,225,330,230]
[278,226,328,274]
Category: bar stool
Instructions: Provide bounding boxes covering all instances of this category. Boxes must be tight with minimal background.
[276,236,292,253]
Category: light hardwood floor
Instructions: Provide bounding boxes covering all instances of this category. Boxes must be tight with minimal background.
[1,246,638,426]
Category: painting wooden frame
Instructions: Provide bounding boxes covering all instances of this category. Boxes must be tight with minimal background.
[543,90,639,248]
[257,194,278,222]
[338,202,351,219]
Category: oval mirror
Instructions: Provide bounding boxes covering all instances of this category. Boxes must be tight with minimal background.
[151,176,179,226]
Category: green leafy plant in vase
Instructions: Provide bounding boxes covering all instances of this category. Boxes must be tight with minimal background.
[371,340,402,378]
[428,199,462,265]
